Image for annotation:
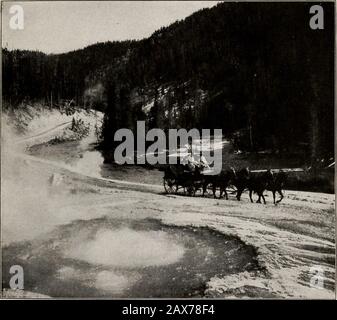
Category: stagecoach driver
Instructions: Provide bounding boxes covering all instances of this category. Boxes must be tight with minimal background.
[182,141,199,171]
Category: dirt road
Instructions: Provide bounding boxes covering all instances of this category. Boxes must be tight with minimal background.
[16,121,72,144]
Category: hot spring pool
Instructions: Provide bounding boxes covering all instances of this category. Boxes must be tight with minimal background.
[3,218,258,298]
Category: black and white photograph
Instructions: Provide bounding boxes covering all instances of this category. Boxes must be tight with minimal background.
[0,0,335,301]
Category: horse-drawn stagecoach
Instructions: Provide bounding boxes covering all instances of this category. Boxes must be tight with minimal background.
[163,163,237,198]
[163,163,289,204]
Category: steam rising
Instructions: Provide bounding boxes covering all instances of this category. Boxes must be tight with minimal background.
[1,113,104,245]
[65,228,185,267]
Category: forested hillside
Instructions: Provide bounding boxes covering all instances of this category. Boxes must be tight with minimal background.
[2,41,136,110]
[2,2,334,160]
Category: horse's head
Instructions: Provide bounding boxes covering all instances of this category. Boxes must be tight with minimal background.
[243,167,250,178]
[266,169,274,180]
[229,166,237,179]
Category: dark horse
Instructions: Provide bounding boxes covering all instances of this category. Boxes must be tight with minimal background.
[267,170,287,204]
[234,167,250,201]
[234,168,274,204]
[202,167,236,199]
[247,170,274,204]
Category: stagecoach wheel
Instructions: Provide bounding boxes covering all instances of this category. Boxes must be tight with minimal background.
[164,178,177,194]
